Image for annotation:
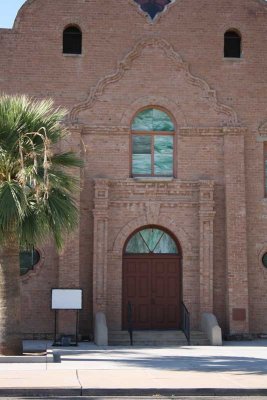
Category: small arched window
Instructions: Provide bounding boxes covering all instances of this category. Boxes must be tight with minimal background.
[63,26,82,55]
[224,30,241,58]
[131,108,175,177]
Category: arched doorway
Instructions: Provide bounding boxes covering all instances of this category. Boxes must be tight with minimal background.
[122,226,182,330]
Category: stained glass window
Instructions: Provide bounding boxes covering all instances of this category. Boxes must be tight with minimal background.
[131,109,174,177]
[134,0,172,20]
[132,109,174,132]
[125,228,178,254]
[20,248,40,276]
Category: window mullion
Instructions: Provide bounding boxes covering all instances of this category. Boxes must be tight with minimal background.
[151,134,155,176]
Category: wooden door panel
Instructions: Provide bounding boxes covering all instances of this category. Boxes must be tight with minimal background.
[151,258,180,329]
[126,276,136,297]
[123,256,180,330]
[138,304,150,323]
[167,276,178,297]
[123,258,151,329]
[138,276,149,297]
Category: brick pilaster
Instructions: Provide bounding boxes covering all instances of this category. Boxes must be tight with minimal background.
[199,180,216,315]
[57,127,82,335]
[224,134,249,334]
[93,179,109,315]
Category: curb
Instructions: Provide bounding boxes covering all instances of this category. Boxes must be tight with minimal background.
[1,387,267,397]
[81,388,267,397]
[0,350,55,364]
[0,388,82,397]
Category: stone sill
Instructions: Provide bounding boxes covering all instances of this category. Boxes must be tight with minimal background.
[223,57,243,62]
[62,53,83,57]
[133,177,174,183]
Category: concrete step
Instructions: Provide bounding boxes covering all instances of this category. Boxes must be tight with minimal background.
[109,330,209,346]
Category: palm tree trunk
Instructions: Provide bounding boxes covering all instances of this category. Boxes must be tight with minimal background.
[0,241,23,355]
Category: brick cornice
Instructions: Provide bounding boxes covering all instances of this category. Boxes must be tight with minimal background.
[180,127,247,136]
[75,126,248,136]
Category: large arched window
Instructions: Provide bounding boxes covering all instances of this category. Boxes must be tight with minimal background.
[131,108,175,177]
[63,26,82,55]
[224,30,241,58]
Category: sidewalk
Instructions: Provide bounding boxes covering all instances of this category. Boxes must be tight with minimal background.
[0,340,266,396]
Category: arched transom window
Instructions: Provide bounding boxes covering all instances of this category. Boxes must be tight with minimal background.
[131,108,174,177]
[125,228,178,254]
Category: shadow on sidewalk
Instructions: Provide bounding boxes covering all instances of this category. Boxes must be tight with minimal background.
[58,353,267,375]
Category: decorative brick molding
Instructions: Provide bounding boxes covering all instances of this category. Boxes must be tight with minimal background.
[112,214,194,256]
[258,120,267,138]
[80,125,248,137]
[93,178,215,328]
[70,37,238,126]
[180,127,247,136]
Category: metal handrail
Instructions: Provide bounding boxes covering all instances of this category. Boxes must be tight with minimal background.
[181,301,191,345]
[127,301,133,346]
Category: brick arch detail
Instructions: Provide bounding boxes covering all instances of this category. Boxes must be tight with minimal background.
[111,215,193,255]
[70,36,238,125]
[121,96,187,127]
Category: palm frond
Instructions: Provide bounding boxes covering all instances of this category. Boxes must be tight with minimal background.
[0,94,82,249]
[0,181,26,230]
[51,151,84,168]
[43,188,79,249]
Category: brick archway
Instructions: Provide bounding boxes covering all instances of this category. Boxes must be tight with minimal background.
[122,225,182,330]
[112,215,193,255]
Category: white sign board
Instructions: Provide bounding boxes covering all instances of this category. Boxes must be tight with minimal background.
[51,289,82,310]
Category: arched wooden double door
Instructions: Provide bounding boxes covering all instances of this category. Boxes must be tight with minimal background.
[122,227,182,330]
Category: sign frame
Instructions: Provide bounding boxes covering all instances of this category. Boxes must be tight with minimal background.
[51,288,83,310]
[51,288,83,346]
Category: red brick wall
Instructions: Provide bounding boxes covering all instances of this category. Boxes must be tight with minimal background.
[0,0,267,336]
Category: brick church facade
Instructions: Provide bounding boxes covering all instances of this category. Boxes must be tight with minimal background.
[1,0,267,340]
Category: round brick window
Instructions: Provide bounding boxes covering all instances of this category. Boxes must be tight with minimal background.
[20,248,41,276]
[262,253,267,268]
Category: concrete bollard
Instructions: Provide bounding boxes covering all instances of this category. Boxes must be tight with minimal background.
[94,312,108,346]
[201,313,222,346]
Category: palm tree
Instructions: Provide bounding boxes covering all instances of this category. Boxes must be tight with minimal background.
[0,95,82,355]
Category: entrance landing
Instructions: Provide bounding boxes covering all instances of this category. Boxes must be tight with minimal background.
[109,330,209,346]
